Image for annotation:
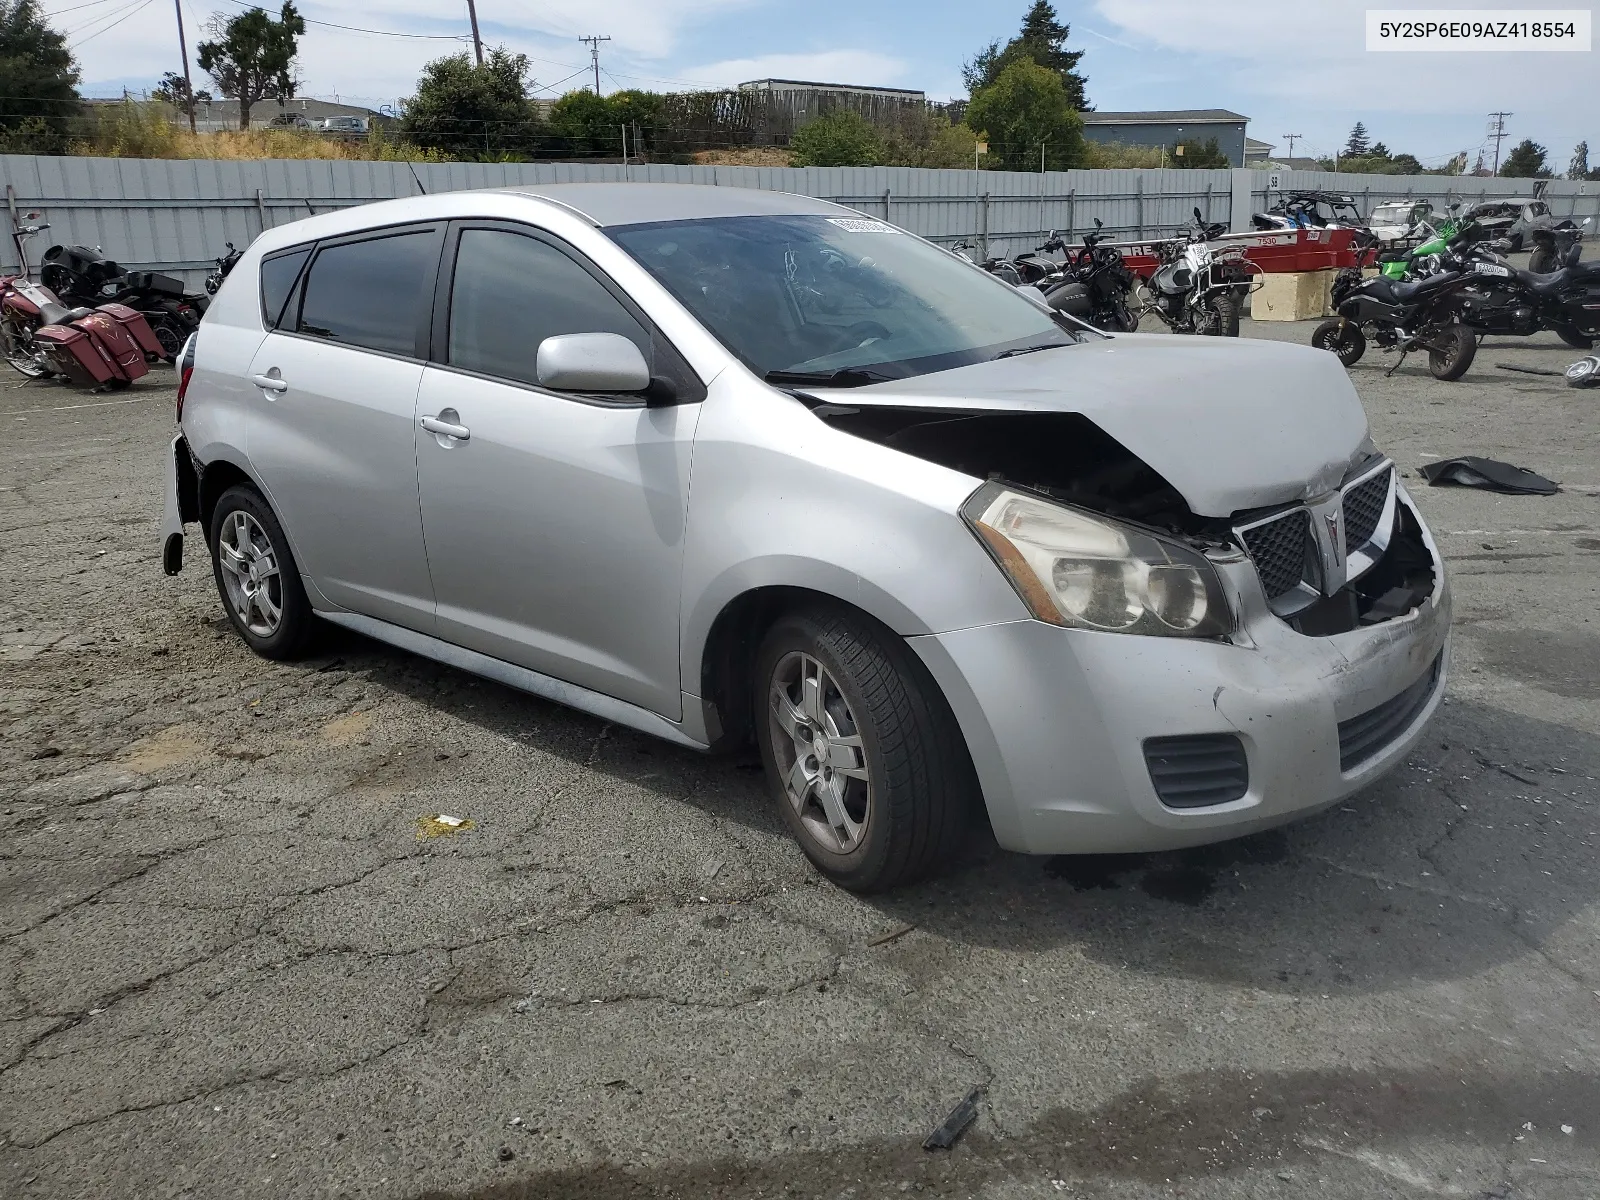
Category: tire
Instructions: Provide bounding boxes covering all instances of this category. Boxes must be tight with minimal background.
[208,484,316,660]
[1213,292,1241,337]
[1428,324,1478,381]
[1,317,54,379]
[1312,318,1367,367]
[1528,248,1556,275]
[754,604,978,892]
[1553,324,1595,350]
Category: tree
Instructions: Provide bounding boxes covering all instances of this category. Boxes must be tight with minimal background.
[963,1,1089,111]
[964,60,1085,171]
[880,111,978,168]
[789,109,882,167]
[1344,121,1370,156]
[196,3,304,131]
[0,0,81,154]
[401,47,542,159]
[1499,138,1550,178]
[1169,136,1229,168]
[1570,140,1591,180]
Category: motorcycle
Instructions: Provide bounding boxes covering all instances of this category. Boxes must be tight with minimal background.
[207,242,243,295]
[1310,226,1481,380]
[1137,208,1258,337]
[1527,216,1588,275]
[952,234,1067,287]
[39,242,208,360]
[1449,226,1600,350]
[1037,219,1139,332]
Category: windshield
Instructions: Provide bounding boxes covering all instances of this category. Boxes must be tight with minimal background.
[608,214,1077,383]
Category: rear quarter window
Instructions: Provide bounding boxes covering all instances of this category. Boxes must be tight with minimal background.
[259,248,310,329]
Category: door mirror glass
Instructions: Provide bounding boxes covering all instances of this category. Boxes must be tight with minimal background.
[536,333,650,393]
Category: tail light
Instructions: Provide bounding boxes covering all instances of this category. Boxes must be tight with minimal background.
[175,332,197,422]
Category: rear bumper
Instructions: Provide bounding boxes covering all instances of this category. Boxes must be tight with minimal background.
[911,493,1451,856]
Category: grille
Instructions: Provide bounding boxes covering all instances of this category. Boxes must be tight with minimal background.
[1239,510,1311,600]
[1337,654,1443,772]
[1342,468,1392,549]
[1143,734,1249,808]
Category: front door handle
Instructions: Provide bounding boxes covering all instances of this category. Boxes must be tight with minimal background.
[251,373,288,392]
[420,415,470,441]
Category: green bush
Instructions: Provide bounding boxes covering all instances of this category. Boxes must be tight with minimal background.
[789,110,883,167]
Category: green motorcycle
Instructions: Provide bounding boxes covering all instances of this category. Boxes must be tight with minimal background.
[1378,214,1459,280]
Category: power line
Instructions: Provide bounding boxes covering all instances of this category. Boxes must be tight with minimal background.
[1281,133,1302,157]
[215,0,470,39]
[464,0,482,65]
[71,0,155,47]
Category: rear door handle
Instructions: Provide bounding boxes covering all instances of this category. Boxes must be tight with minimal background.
[251,373,288,392]
[420,415,470,441]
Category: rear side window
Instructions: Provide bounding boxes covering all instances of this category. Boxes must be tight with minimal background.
[296,231,435,356]
[447,228,649,387]
[259,248,309,329]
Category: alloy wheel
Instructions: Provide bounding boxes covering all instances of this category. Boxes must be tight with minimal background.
[768,651,873,854]
[216,510,283,637]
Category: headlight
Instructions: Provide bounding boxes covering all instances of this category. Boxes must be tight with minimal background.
[962,483,1235,638]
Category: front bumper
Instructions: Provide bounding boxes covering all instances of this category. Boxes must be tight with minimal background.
[912,489,1451,856]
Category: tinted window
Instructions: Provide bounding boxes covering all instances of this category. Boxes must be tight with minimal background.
[259,248,309,329]
[447,229,648,387]
[297,231,434,355]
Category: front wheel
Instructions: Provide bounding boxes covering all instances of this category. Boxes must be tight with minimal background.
[1553,324,1595,350]
[755,605,978,892]
[1428,324,1478,381]
[1312,318,1367,366]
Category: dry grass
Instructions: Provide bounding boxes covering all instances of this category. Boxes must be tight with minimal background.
[71,101,445,162]
[691,147,795,167]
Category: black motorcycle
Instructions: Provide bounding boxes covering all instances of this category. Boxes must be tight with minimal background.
[39,244,207,361]
[1527,216,1588,275]
[1311,228,1479,380]
[206,242,243,295]
[1039,219,1138,332]
[1452,233,1600,350]
[952,234,1069,287]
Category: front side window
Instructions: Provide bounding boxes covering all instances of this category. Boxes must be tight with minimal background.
[447,228,649,387]
[609,214,1076,383]
[296,230,435,356]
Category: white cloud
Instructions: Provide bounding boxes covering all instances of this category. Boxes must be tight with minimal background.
[673,50,910,90]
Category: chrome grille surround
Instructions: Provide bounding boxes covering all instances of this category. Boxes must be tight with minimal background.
[1233,459,1397,617]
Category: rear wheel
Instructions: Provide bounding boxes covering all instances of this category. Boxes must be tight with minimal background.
[1207,292,1241,337]
[1553,324,1595,350]
[1428,324,1478,381]
[1,317,53,379]
[209,484,316,660]
[754,605,977,892]
[1312,318,1367,366]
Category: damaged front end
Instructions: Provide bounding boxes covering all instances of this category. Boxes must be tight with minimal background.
[805,402,1436,638]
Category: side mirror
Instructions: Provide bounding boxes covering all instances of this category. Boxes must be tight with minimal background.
[536,332,649,394]
[1093,217,1103,230]
[1193,207,1203,223]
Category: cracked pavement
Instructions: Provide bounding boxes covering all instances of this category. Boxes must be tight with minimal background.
[2,320,1597,1199]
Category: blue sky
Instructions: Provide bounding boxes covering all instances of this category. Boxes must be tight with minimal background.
[61,0,1591,171]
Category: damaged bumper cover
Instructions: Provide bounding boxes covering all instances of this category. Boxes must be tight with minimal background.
[911,486,1450,856]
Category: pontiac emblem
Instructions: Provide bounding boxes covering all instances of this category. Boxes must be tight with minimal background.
[1324,510,1343,559]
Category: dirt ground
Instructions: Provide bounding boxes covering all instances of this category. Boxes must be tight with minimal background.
[1,319,1597,1200]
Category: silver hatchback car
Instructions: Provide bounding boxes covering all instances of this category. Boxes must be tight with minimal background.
[160,183,1450,891]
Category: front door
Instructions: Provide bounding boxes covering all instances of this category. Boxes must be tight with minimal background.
[414,224,702,718]
[244,226,443,632]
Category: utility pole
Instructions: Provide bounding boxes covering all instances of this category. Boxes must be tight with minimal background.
[1488,111,1512,175]
[173,0,196,134]
[1282,132,1301,158]
[465,0,484,66]
[580,35,611,94]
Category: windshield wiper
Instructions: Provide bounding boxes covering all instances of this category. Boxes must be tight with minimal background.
[763,366,894,388]
[991,341,1073,360]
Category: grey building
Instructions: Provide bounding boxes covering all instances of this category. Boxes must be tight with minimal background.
[738,78,926,101]
[1081,109,1251,167]
[1245,136,1274,163]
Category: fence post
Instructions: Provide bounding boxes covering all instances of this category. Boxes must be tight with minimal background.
[1204,181,1213,225]
[978,191,989,260]
[255,189,267,233]
[883,187,891,222]
[1066,187,1075,240]
[1136,175,1144,240]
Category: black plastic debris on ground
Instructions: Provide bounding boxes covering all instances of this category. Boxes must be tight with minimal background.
[1417,457,1560,495]
[923,1086,983,1150]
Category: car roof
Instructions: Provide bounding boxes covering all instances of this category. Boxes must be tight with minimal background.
[494,182,848,227]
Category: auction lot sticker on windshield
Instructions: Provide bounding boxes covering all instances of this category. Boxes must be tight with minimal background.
[1366,10,1591,51]
[827,218,902,234]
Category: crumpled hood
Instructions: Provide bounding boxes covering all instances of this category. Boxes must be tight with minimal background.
[844,333,1371,517]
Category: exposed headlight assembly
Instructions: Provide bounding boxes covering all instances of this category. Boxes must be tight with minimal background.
[962,483,1235,638]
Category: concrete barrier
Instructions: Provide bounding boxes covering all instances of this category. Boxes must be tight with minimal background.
[1251,269,1335,322]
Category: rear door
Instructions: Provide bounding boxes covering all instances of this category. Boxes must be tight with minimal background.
[413,222,703,717]
[245,223,444,632]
